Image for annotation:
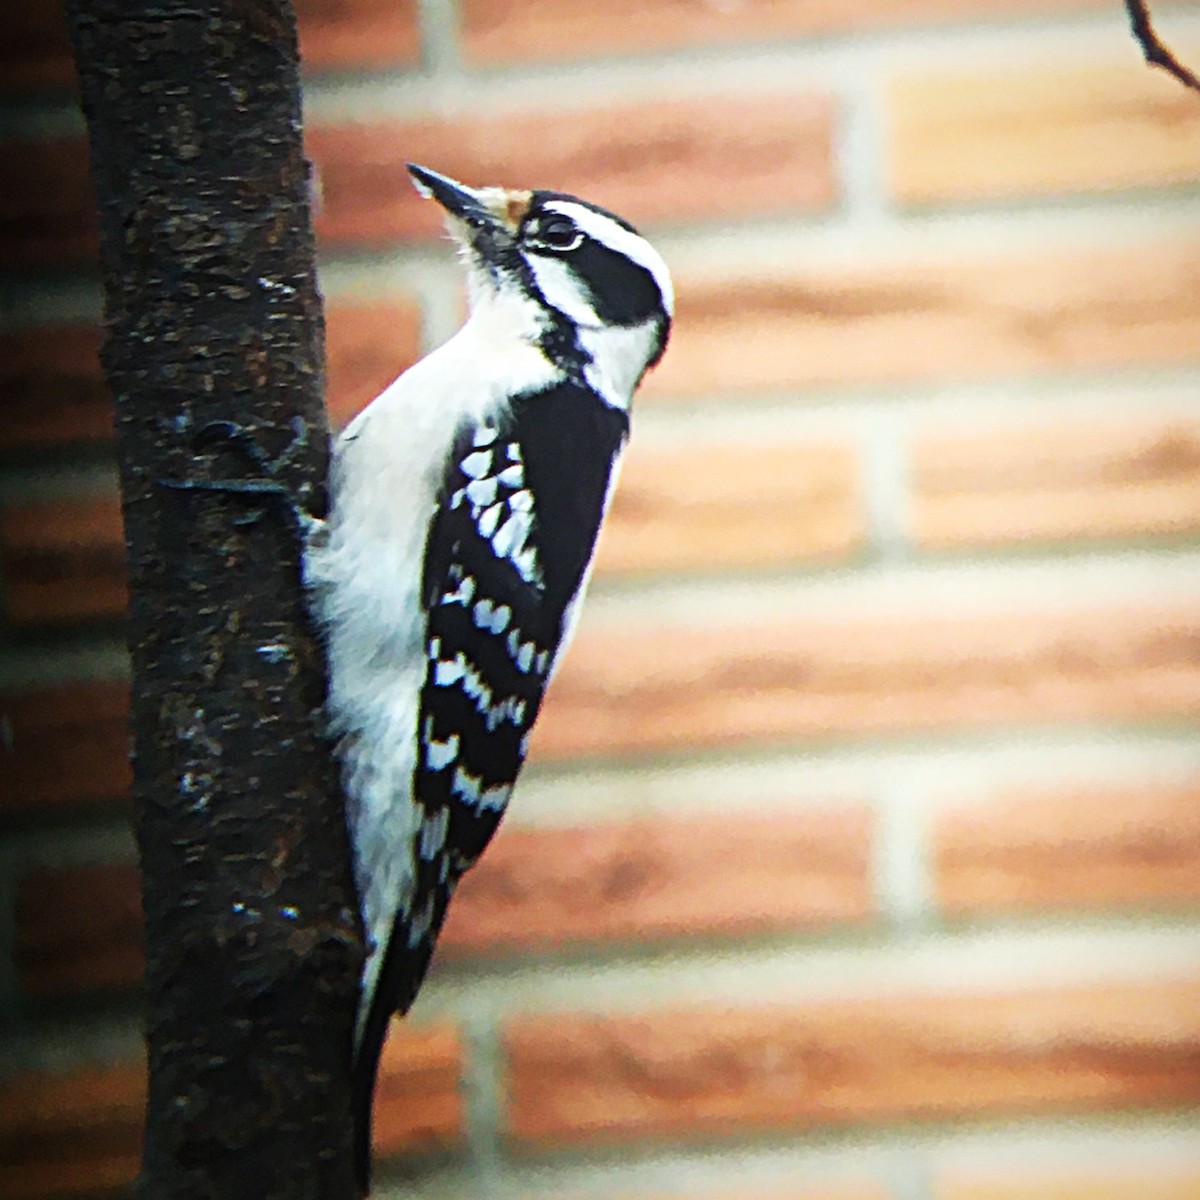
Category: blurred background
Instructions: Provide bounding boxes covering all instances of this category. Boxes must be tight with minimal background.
[3,1,1200,1198]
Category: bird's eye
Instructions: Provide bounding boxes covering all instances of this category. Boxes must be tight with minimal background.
[526,216,583,252]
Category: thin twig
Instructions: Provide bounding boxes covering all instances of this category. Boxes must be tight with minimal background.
[1125,0,1200,94]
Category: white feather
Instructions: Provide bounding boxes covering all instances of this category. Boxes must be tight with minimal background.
[305,287,557,1047]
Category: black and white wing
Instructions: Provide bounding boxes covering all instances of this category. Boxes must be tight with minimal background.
[401,420,554,997]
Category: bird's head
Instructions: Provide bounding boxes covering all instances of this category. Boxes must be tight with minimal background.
[408,163,672,402]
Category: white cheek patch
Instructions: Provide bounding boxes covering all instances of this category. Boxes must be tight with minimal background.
[526,254,600,327]
[579,319,660,411]
[543,200,674,318]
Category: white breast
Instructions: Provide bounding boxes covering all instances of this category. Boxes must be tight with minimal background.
[305,294,558,1039]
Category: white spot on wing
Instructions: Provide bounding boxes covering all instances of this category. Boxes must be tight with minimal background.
[513,547,540,583]
[451,765,513,813]
[461,449,493,479]
[441,572,475,606]
[466,476,499,507]
[478,503,502,537]
[435,654,465,686]
[418,807,449,861]
[492,510,530,560]
[423,720,459,770]
[473,599,511,634]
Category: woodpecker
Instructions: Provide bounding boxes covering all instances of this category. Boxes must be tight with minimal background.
[304,164,672,1192]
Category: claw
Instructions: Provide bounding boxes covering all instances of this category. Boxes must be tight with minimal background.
[193,420,281,475]
[157,475,318,541]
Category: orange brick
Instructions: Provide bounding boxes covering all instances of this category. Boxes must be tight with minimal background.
[648,238,1200,399]
[596,438,863,576]
[890,57,1200,206]
[504,978,1200,1146]
[0,326,108,451]
[309,92,833,248]
[933,784,1200,915]
[0,0,419,97]
[325,301,422,428]
[912,419,1200,550]
[15,806,871,998]
[532,602,1200,761]
[16,865,143,998]
[0,495,126,626]
[0,1153,140,1200]
[0,1060,143,1200]
[0,436,850,628]
[442,805,873,956]
[295,0,419,73]
[0,1025,461,1198]
[371,1022,466,1160]
[616,1191,884,1200]
[1,681,131,814]
[462,0,1105,64]
[937,1169,1200,1200]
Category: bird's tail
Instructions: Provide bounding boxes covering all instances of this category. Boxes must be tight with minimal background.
[351,1037,385,1197]
[350,916,439,1196]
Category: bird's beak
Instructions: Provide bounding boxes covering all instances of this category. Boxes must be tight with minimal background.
[407,163,532,241]
[407,163,498,230]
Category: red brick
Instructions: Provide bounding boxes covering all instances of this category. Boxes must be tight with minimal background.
[0,4,76,93]
[0,495,126,627]
[937,1170,1200,1200]
[532,602,1200,761]
[462,0,1106,65]
[597,439,862,575]
[0,138,96,267]
[933,784,1200,915]
[0,681,131,815]
[308,92,834,248]
[504,978,1200,1146]
[15,865,142,998]
[648,238,1200,399]
[0,326,108,451]
[442,805,873,956]
[889,57,1200,206]
[0,307,418,451]
[0,0,419,97]
[0,434,851,629]
[0,1024,461,1198]
[912,419,1200,550]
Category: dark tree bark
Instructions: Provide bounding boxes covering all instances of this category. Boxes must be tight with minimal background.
[63,3,362,1196]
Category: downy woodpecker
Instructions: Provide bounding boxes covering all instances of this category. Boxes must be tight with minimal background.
[304,164,673,1191]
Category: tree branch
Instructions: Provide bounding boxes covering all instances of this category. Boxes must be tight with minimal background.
[1125,0,1200,94]
[63,2,362,1195]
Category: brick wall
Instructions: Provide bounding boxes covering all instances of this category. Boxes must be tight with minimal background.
[3,2,1200,1198]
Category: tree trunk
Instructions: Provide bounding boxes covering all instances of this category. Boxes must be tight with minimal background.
[63,3,362,1196]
